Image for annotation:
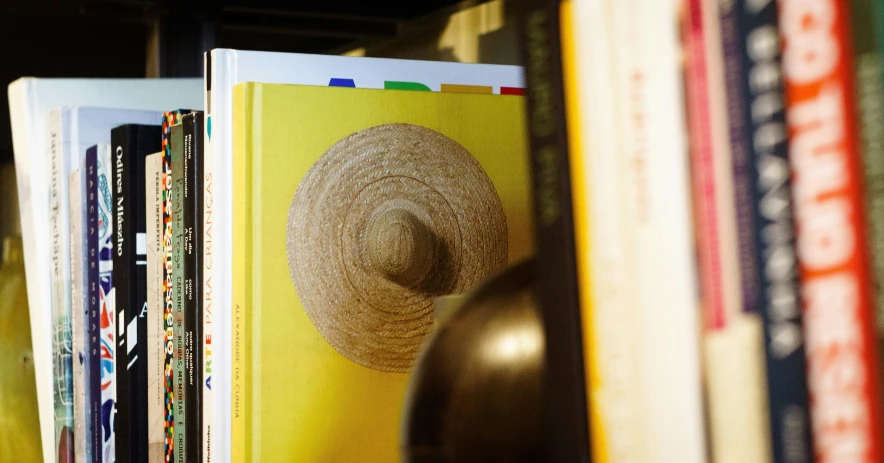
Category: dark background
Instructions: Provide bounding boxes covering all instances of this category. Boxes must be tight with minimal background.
[0,0,492,165]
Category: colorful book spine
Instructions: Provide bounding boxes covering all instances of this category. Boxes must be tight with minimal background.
[112,124,161,463]
[172,123,187,463]
[850,0,884,403]
[146,151,164,463]
[684,0,771,462]
[70,167,87,463]
[182,112,204,463]
[780,0,884,460]
[231,86,246,463]
[516,0,592,461]
[86,147,102,463]
[162,110,188,463]
[201,115,213,463]
[48,107,75,463]
[97,143,116,463]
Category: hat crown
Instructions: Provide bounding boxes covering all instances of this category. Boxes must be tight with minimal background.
[367,208,436,287]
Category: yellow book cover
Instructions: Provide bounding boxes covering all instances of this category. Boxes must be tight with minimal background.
[231,82,533,462]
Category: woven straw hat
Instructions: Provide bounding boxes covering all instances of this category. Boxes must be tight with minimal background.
[286,123,508,372]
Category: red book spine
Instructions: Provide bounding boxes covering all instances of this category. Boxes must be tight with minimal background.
[780,0,884,461]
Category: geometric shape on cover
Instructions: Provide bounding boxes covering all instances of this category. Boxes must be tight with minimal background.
[287,123,508,372]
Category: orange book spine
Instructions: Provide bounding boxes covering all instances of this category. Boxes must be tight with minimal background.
[780,0,884,461]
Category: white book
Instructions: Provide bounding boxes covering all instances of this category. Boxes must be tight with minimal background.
[7,77,202,462]
[145,151,164,463]
[69,168,86,463]
[203,48,524,463]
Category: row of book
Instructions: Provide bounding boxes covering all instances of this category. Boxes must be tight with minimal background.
[518,0,884,461]
[10,52,529,462]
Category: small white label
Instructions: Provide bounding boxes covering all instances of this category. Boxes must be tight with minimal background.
[127,317,138,354]
[136,232,147,256]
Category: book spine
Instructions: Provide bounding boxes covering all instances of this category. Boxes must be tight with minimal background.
[146,152,164,463]
[97,144,116,463]
[517,1,592,461]
[231,85,247,463]
[850,0,884,415]
[71,168,87,463]
[162,111,185,463]
[779,0,884,460]
[195,110,213,463]
[732,1,815,462]
[111,128,132,463]
[183,113,204,463]
[172,124,188,463]
[684,0,771,462]
[86,147,102,463]
[49,108,76,463]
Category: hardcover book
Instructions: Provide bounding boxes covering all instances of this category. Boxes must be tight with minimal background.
[84,146,102,463]
[111,124,162,463]
[95,144,116,463]
[6,79,201,461]
[70,167,86,463]
[232,82,532,462]
[205,49,524,462]
[171,123,187,463]
[145,151,164,463]
[780,0,884,460]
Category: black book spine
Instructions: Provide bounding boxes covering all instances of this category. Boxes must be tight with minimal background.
[112,124,161,463]
[86,146,102,463]
[183,113,204,463]
[516,1,590,462]
[734,1,814,462]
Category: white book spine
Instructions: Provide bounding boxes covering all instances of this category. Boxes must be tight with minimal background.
[70,168,86,463]
[146,152,165,463]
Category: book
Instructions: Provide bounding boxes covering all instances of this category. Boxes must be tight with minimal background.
[95,144,116,463]
[6,79,201,461]
[683,0,771,462]
[516,2,591,461]
[182,112,204,463]
[780,0,884,460]
[204,49,524,462]
[84,146,102,463]
[111,124,162,463]
[145,151,164,463]
[722,0,814,461]
[232,82,532,461]
[171,123,187,463]
[162,110,190,463]
[70,166,87,463]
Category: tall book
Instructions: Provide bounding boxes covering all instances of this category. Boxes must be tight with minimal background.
[146,150,164,463]
[112,124,162,463]
[780,0,884,460]
[162,110,189,463]
[7,79,201,462]
[84,146,102,463]
[95,144,116,463]
[171,123,187,463]
[516,1,591,461]
[684,0,771,462]
[204,49,524,462]
[182,112,204,463]
[720,0,815,461]
[70,167,87,463]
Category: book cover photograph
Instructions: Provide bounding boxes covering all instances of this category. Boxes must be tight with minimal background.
[231,82,532,462]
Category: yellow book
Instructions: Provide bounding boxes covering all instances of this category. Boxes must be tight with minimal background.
[231,82,533,462]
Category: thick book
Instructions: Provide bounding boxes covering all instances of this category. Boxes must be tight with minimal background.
[721,1,815,462]
[232,82,532,461]
[145,151,164,463]
[182,112,204,463]
[162,110,189,463]
[780,1,884,461]
[204,49,524,462]
[95,144,116,463]
[171,123,187,463]
[684,0,771,462]
[85,146,102,463]
[6,79,201,461]
[111,124,162,463]
[70,167,87,463]
[515,2,591,461]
